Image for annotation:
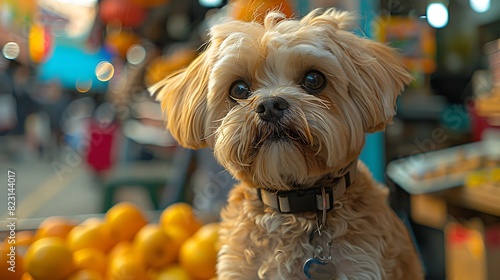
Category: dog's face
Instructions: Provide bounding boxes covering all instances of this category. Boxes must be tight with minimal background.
[152,9,412,190]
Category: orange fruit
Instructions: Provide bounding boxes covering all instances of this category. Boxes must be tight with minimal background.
[67,223,114,253]
[105,202,148,243]
[230,0,294,23]
[24,237,74,280]
[193,223,220,249]
[133,224,177,268]
[163,226,192,252]
[107,241,135,263]
[108,254,148,280]
[33,216,76,241]
[21,273,34,280]
[73,248,107,275]
[15,231,34,247]
[179,237,217,280]
[160,203,202,237]
[67,269,104,280]
[0,246,24,280]
[147,268,159,280]
[9,231,34,256]
[155,264,191,280]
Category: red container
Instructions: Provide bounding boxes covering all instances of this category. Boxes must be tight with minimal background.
[86,120,119,173]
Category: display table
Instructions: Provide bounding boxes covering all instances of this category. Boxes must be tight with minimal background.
[442,185,500,217]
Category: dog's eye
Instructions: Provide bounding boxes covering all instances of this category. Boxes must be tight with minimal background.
[229,80,251,100]
[301,70,326,94]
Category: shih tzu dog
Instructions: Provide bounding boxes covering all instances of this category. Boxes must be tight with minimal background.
[152,8,423,280]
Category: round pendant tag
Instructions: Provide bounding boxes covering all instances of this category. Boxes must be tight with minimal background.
[303,258,337,280]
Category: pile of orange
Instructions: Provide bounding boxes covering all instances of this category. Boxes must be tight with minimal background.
[2,202,220,280]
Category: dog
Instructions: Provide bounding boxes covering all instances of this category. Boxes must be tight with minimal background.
[151,8,424,280]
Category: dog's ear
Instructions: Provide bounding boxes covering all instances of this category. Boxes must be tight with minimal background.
[348,39,413,132]
[150,19,264,149]
[303,9,413,132]
[150,51,211,149]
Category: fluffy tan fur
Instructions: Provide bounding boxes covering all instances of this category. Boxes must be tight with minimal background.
[152,8,423,280]
[218,162,422,279]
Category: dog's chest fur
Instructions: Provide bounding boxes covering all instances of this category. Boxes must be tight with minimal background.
[217,162,421,280]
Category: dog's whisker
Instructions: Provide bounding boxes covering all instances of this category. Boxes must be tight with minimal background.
[301,96,331,111]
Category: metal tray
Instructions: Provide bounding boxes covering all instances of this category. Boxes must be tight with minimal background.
[387,139,500,195]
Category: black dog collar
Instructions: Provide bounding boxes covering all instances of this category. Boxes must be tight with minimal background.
[255,162,357,214]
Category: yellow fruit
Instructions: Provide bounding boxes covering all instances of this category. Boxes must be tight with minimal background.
[155,265,192,280]
[67,223,114,253]
[105,202,148,242]
[15,231,34,247]
[0,246,24,280]
[179,237,217,280]
[133,224,177,268]
[108,255,147,280]
[33,216,76,241]
[67,269,104,280]
[160,203,202,237]
[163,226,192,258]
[164,226,192,246]
[73,248,107,275]
[24,237,74,280]
[107,241,135,263]
[147,269,159,280]
[11,231,34,256]
[193,223,220,249]
[21,273,34,280]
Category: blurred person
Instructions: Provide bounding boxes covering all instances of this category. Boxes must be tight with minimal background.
[0,62,17,134]
[10,63,38,135]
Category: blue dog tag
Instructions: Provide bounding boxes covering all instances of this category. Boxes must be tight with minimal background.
[303,258,337,280]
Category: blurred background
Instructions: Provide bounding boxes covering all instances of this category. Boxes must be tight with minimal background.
[0,0,500,279]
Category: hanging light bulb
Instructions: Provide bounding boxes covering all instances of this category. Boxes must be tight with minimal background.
[426,2,449,29]
[470,0,490,13]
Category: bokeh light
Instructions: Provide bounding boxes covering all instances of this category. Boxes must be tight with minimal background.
[2,42,20,60]
[470,0,490,13]
[95,61,115,81]
[126,44,146,65]
[426,2,449,29]
[76,77,93,93]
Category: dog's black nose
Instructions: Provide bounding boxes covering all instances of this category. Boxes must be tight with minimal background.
[255,97,289,122]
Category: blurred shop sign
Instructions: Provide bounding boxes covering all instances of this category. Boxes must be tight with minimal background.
[376,16,437,74]
[485,39,500,88]
[37,0,97,40]
[32,0,110,92]
[1,0,37,28]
